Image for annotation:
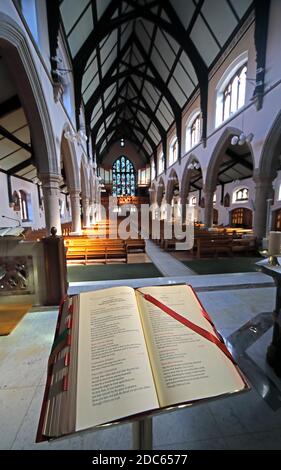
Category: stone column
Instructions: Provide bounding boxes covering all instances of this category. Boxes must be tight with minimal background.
[203,187,214,228]
[89,200,95,225]
[69,189,82,234]
[253,174,274,241]
[96,190,102,221]
[82,196,91,228]
[266,198,273,236]
[40,173,62,235]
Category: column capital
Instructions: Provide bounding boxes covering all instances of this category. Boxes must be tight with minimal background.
[252,172,273,187]
[39,172,62,187]
[203,185,215,195]
[69,188,81,197]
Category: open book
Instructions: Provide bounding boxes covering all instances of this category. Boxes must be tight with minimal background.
[37,284,248,441]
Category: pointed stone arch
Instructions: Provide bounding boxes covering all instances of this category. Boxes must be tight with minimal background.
[149,182,156,205]
[157,177,165,207]
[80,161,90,199]
[89,169,95,203]
[180,154,201,204]
[61,125,81,191]
[80,161,91,228]
[259,109,281,179]
[0,12,61,233]
[205,127,252,191]
[253,111,281,239]
[0,12,57,175]
[180,154,202,222]
[166,169,180,205]
[204,126,254,229]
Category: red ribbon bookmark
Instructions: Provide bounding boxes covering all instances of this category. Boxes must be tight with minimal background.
[141,292,235,364]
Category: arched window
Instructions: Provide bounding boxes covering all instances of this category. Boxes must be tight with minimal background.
[274,209,281,231]
[99,168,112,184]
[213,208,218,225]
[215,52,248,127]
[12,191,20,212]
[224,193,230,207]
[234,188,249,202]
[112,156,135,196]
[158,153,165,174]
[278,183,281,201]
[213,193,217,204]
[222,65,247,122]
[186,113,201,151]
[191,196,197,206]
[231,208,252,228]
[191,115,201,148]
[169,137,178,166]
[19,190,29,221]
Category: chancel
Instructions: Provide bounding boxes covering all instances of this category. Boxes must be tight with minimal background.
[1,0,281,451]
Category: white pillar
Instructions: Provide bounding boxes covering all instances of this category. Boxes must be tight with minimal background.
[266,198,273,236]
[89,200,95,225]
[40,173,62,235]
[69,189,82,234]
[82,196,91,228]
[96,190,102,221]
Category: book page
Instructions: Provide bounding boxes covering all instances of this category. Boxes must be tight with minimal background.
[76,286,159,431]
[136,285,246,408]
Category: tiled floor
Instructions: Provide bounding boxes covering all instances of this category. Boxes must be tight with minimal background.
[1,272,281,450]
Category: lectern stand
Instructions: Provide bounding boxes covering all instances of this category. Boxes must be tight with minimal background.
[261,264,281,377]
[132,417,153,450]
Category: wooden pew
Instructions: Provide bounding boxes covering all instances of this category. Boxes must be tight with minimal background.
[126,239,146,252]
[64,237,128,264]
[196,237,233,259]
[232,237,257,255]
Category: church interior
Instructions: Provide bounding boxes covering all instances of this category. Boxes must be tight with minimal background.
[1,0,281,450]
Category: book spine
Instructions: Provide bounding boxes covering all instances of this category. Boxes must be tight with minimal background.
[36,295,73,442]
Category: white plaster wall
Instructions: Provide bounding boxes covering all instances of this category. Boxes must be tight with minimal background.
[181,93,201,157]
[0,172,45,229]
[0,172,15,228]
[35,0,50,68]
[214,177,255,226]
[101,141,147,170]
[264,0,281,90]
[0,173,74,229]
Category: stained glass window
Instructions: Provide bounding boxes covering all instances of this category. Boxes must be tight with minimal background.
[112,156,135,196]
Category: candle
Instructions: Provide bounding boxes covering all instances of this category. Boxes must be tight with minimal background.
[268,231,281,255]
